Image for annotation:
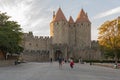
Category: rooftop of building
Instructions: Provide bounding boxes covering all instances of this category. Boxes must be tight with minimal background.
[51,8,91,23]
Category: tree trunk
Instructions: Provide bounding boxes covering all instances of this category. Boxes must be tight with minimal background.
[114,51,118,65]
[0,50,6,60]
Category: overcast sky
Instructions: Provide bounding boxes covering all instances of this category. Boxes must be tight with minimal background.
[0,0,120,40]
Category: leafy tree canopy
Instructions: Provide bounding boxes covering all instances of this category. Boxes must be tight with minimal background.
[98,17,120,64]
[0,12,23,56]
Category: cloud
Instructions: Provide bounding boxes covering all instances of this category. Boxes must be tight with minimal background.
[0,0,52,36]
[0,0,33,28]
[93,7,120,20]
[22,0,52,36]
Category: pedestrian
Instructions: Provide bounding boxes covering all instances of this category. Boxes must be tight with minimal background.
[70,59,74,69]
[50,58,53,63]
[64,59,67,63]
[58,57,63,68]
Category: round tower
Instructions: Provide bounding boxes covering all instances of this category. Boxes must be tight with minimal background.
[75,9,91,48]
[68,16,75,47]
[50,8,69,44]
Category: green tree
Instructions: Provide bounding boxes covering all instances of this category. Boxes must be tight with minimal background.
[0,12,23,59]
[98,17,120,65]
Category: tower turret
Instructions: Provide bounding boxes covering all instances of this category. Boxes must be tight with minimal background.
[51,8,67,22]
[50,8,69,44]
[68,16,75,46]
[75,9,91,48]
[69,16,74,24]
[76,9,90,23]
[53,11,55,19]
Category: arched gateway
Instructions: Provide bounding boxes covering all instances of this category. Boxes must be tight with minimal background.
[51,44,68,61]
[54,50,62,61]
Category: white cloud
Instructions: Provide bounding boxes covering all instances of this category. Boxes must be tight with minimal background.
[0,0,52,36]
[93,7,120,20]
[0,0,33,29]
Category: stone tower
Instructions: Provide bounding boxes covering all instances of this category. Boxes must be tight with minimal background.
[68,16,75,47]
[49,8,91,60]
[50,8,69,44]
[75,9,91,49]
[50,8,69,60]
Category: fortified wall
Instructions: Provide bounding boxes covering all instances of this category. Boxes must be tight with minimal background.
[22,8,102,62]
[23,32,52,51]
[22,32,51,62]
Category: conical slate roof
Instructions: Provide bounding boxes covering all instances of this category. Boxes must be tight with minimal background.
[69,16,74,24]
[76,9,90,23]
[52,8,67,22]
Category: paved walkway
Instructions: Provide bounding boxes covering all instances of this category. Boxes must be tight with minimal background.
[0,62,120,80]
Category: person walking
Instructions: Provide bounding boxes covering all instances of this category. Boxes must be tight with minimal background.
[70,59,74,69]
[58,57,63,69]
[50,58,53,63]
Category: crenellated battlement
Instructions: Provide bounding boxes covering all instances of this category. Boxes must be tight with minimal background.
[39,36,50,39]
[38,36,51,40]
[24,32,51,41]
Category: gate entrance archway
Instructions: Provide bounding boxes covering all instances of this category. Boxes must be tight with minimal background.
[55,50,62,61]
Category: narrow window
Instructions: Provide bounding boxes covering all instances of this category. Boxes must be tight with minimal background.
[36,44,38,47]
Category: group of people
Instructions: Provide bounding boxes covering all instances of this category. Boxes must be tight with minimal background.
[50,57,74,69]
[58,57,74,69]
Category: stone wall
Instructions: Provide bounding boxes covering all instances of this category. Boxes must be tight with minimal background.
[51,21,69,44]
[69,24,75,46]
[74,50,101,60]
[23,32,52,51]
[22,50,49,62]
[75,22,91,48]
[72,47,101,60]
